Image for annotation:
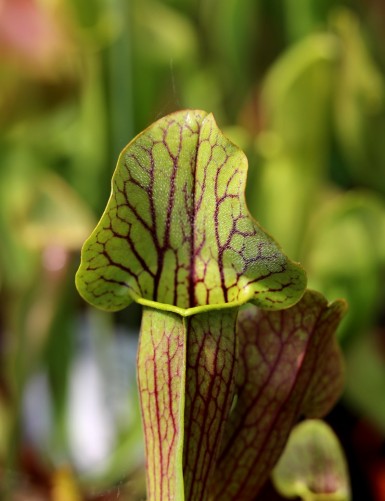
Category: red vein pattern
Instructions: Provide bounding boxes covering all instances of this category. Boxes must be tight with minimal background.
[210,290,346,500]
[183,309,238,500]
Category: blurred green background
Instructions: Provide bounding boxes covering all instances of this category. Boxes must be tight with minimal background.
[1,0,385,499]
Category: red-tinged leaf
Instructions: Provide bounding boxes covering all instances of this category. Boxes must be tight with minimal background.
[137,307,238,501]
[301,306,345,418]
[211,290,346,501]
[272,420,351,500]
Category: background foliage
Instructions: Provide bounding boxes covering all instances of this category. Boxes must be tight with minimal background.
[1,0,385,499]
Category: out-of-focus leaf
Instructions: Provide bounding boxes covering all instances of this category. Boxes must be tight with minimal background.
[181,69,223,123]
[211,290,346,500]
[344,329,385,435]
[331,8,385,196]
[283,0,318,42]
[200,0,260,117]
[304,191,385,342]
[250,33,338,258]
[129,0,205,133]
[130,0,200,134]
[202,0,259,77]
[69,58,109,214]
[19,172,95,251]
[134,1,198,64]
[68,0,121,42]
[260,33,337,153]
[0,147,41,288]
[0,139,94,316]
[272,419,351,501]
[13,64,109,214]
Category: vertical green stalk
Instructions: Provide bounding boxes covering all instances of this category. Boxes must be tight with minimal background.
[137,307,186,500]
[137,306,238,501]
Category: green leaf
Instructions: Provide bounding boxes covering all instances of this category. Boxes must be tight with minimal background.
[135,1,198,65]
[331,8,385,196]
[211,290,346,500]
[137,306,237,501]
[304,190,385,342]
[19,172,95,251]
[344,330,385,435]
[76,109,306,315]
[272,419,351,501]
[251,34,338,258]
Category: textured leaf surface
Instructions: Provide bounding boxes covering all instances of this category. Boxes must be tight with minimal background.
[272,419,351,500]
[183,309,238,500]
[211,290,346,500]
[76,109,306,315]
[137,307,238,501]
